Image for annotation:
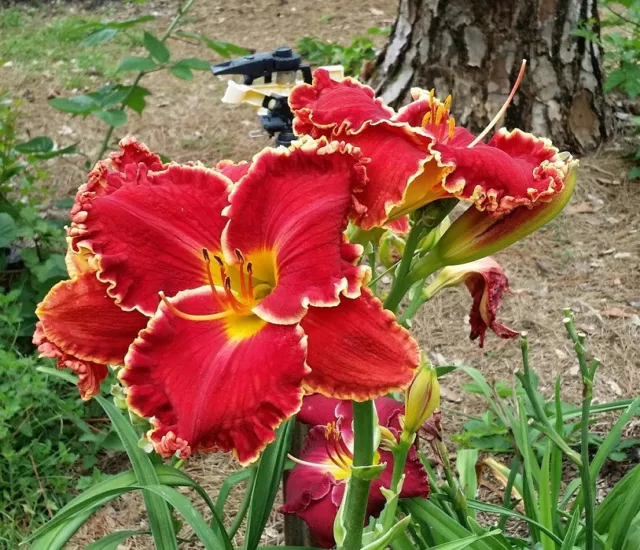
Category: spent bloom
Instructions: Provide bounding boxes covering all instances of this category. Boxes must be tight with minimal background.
[423,257,518,347]
[35,138,419,465]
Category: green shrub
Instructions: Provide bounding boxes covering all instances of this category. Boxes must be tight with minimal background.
[0,350,110,546]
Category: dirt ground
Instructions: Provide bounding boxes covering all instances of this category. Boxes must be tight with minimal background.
[2,0,639,547]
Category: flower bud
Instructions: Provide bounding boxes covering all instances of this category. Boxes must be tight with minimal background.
[404,358,440,435]
[379,425,399,451]
[378,232,406,268]
[410,163,577,280]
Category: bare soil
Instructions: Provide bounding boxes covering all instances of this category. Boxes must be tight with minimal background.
[1,0,639,547]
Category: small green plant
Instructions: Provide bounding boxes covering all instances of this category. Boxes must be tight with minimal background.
[0,95,74,346]
[297,27,389,77]
[47,2,250,166]
[453,375,639,463]
[403,312,640,550]
[0,350,113,546]
[572,0,640,179]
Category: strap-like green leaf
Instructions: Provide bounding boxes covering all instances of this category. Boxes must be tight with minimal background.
[84,529,149,550]
[139,484,231,550]
[243,419,294,550]
[96,396,178,550]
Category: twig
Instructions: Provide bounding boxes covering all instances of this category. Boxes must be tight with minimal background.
[30,454,54,519]
[605,6,640,28]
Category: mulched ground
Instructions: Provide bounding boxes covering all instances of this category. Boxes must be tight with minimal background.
[1,0,638,547]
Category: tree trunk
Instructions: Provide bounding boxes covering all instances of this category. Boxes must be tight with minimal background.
[369,0,612,153]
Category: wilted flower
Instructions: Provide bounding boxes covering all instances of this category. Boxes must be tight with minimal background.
[423,258,518,347]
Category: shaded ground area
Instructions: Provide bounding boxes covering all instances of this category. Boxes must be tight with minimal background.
[1,0,639,547]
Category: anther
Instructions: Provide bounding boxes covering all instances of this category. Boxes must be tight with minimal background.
[213,255,224,267]
[246,262,254,299]
[224,276,244,311]
[202,248,224,308]
[235,248,245,263]
[202,248,210,262]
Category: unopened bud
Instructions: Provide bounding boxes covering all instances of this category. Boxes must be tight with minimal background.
[404,358,440,435]
[378,232,406,268]
[379,426,398,451]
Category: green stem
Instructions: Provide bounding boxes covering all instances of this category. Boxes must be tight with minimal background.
[341,400,376,550]
[517,335,582,467]
[383,224,422,313]
[92,0,197,164]
[398,281,428,325]
[563,309,595,550]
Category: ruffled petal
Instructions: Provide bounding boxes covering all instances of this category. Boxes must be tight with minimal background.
[282,426,340,512]
[335,396,404,431]
[70,163,232,315]
[301,288,418,400]
[437,128,570,214]
[215,159,250,183]
[290,69,395,137]
[222,139,369,324]
[298,395,342,426]
[69,138,164,223]
[35,272,148,365]
[121,286,308,465]
[374,447,429,500]
[339,121,449,229]
[34,323,109,400]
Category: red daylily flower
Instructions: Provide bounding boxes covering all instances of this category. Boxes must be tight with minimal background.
[283,395,429,548]
[57,137,419,465]
[289,69,575,229]
[424,258,518,347]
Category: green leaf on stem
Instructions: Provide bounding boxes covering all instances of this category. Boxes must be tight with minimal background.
[80,28,119,46]
[176,57,212,70]
[93,109,128,128]
[143,32,171,63]
[49,95,100,114]
[123,85,152,115]
[170,63,194,80]
[0,213,18,247]
[14,136,54,154]
[117,56,159,73]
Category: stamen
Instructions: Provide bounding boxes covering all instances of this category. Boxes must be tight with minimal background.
[421,111,432,127]
[246,262,254,299]
[435,104,444,125]
[159,291,234,322]
[468,59,527,148]
[202,248,224,308]
[448,117,456,139]
[287,453,342,472]
[213,254,227,286]
[224,277,245,311]
[443,94,452,112]
[235,248,248,299]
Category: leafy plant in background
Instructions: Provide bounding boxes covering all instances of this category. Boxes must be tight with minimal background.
[0,352,116,547]
[0,95,74,345]
[47,0,250,166]
[405,314,640,550]
[572,0,640,179]
[453,373,639,463]
[297,27,389,77]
